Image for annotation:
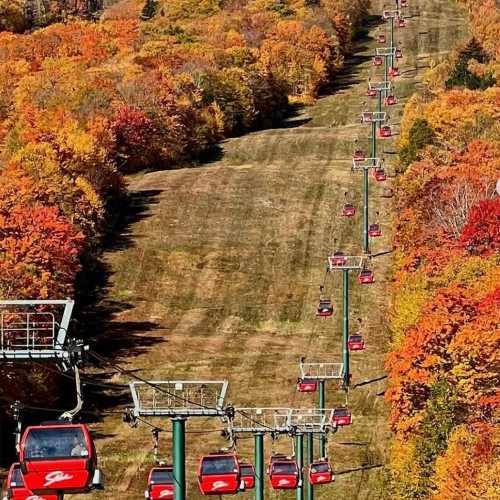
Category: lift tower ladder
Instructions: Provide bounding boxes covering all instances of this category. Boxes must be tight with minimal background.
[0,299,75,361]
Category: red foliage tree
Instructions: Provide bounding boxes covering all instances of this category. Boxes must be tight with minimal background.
[460,198,500,255]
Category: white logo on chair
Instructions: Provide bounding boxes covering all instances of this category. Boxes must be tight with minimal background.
[26,496,46,500]
[44,471,73,487]
[278,479,291,485]
[211,481,229,490]
[159,490,172,498]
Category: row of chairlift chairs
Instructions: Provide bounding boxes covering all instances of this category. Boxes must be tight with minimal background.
[3,6,404,500]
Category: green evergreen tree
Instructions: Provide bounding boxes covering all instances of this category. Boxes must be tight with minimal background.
[141,0,158,20]
[412,379,464,497]
[399,118,436,170]
[446,38,496,90]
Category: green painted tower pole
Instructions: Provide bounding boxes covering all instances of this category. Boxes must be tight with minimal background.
[342,269,350,389]
[318,380,326,457]
[254,432,264,500]
[384,56,389,98]
[363,166,369,253]
[377,91,382,129]
[390,16,395,68]
[173,417,186,500]
[307,432,314,500]
[296,432,304,500]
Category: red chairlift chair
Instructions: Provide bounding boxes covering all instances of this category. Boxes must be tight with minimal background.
[330,407,352,427]
[348,334,366,351]
[3,463,59,500]
[385,95,397,106]
[316,299,333,318]
[239,463,255,490]
[372,167,387,182]
[401,0,408,6]
[398,18,406,28]
[377,34,386,43]
[389,67,399,77]
[19,423,103,494]
[366,88,377,98]
[268,455,299,490]
[395,48,403,59]
[308,459,334,485]
[197,453,241,495]
[297,378,318,393]
[357,269,375,284]
[342,203,356,217]
[353,150,365,162]
[145,465,174,500]
[368,223,382,237]
[378,125,392,138]
[372,56,383,66]
[328,251,348,267]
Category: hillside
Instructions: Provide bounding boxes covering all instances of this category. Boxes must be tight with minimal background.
[72,1,468,499]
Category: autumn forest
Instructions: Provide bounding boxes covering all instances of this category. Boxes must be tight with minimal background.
[0,0,498,498]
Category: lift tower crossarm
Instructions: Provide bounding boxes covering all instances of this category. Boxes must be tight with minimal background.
[0,299,75,361]
[129,380,228,417]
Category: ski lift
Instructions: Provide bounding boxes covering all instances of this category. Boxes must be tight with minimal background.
[342,203,356,217]
[268,455,299,490]
[316,299,333,318]
[358,269,375,284]
[353,150,365,161]
[389,67,399,77]
[330,407,352,427]
[19,423,103,494]
[378,125,392,138]
[239,463,255,490]
[197,453,241,495]
[368,223,382,237]
[395,48,403,59]
[4,462,59,500]
[329,251,348,267]
[366,88,377,98]
[308,459,334,485]
[297,378,318,393]
[385,95,397,106]
[373,55,383,66]
[398,18,406,28]
[348,334,366,351]
[373,167,387,182]
[377,34,386,43]
[145,466,174,500]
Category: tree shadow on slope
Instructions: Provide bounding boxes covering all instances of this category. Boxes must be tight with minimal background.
[320,14,384,95]
[76,189,166,364]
